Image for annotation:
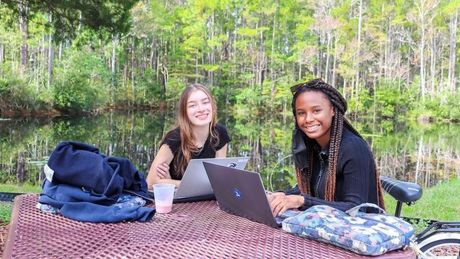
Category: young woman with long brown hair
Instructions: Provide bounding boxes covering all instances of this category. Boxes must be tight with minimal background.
[146,84,230,188]
[268,79,385,215]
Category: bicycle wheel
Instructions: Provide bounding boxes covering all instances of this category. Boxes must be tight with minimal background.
[418,233,460,258]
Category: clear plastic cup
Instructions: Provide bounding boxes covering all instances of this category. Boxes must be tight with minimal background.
[153,183,175,213]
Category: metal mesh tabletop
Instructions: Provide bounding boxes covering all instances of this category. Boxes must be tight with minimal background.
[3,195,415,258]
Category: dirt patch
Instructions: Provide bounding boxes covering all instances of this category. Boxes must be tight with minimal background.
[0,223,8,257]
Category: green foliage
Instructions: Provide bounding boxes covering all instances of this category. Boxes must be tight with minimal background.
[164,77,187,104]
[1,0,138,41]
[135,69,164,105]
[348,85,372,114]
[369,80,416,120]
[52,50,110,112]
[0,184,40,224]
[446,93,460,121]
[113,68,163,106]
[409,90,460,122]
[0,73,40,111]
[0,202,12,224]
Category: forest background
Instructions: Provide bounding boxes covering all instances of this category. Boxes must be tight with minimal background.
[1,0,459,121]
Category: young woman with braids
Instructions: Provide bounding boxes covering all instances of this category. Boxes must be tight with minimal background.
[146,84,230,189]
[268,78,385,216]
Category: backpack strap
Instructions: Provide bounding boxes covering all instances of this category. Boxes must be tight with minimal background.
[346,203,386,217]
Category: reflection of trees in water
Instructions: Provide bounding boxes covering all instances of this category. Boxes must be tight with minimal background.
[0,118,52,185]
[0,112,167,186]
[1,111,459,190]
[226,113,295,191]
[378,137,460,187]
[232,116,460,189]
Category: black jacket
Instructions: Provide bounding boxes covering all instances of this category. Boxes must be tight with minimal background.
[289,128,379,212]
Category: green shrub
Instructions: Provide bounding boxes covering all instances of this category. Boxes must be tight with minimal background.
[113,69,163,107]
[408,90,460,122]
[52,50,110,112]
[0,75,37,110]
[370,80,415,120]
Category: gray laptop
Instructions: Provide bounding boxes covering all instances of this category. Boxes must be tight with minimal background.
[174,157,249,200]
[203,162,298,228]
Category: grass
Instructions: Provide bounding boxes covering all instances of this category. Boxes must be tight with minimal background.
[0,202,13,224]
[383,178,460,222]
[0,184,41,225]
[0,184,41,193]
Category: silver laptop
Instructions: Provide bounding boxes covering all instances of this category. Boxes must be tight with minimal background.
[203,162,299,228]
[174,157,249,200]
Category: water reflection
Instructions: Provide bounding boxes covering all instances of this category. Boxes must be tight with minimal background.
[1,111,459,190]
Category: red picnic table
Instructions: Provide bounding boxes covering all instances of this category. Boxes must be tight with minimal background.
[3,194,415,258]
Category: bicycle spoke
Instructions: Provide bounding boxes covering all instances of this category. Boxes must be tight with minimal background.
[423,243,460,258]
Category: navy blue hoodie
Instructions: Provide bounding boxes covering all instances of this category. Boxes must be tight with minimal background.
[39,141,154,222]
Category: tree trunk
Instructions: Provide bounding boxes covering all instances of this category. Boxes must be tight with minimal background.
[384,24,391,79]
[415,0,439,99]
[18,0,30,75]
[332,36,337,86]
[355,0,363,89]
[270,0,278,96]
[47,13,54,89]
[159,60,168,105]
[448,10,458,92]
[0,44,4,75]
[16,151,26,183]
[430,29,436,94]
[195,56,199,83]
[209,11,215,86]
[111,34,118,105]
[298,58,302,80]
[149,35,157,75]
[131,37,135,105]
[315,37,321,77]
[0,44,3,64]
[58,42,63,60]
[258,28,266,88]
[420,21,426,98]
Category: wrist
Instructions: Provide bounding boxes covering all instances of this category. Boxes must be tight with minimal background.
[296,195,304,208]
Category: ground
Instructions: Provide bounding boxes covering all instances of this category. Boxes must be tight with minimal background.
[0,222,7,256]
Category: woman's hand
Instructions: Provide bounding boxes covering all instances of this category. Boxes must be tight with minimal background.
[156,162,171,179]
[267,192,304,216]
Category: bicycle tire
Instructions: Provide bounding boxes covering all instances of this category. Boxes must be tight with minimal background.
[418,233,460,258]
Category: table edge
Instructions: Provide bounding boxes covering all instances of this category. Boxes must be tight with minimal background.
[2,194,26,259]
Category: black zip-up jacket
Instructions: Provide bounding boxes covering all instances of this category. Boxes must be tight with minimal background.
[287,128,379,212]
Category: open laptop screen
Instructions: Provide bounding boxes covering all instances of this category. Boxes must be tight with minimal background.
[174,157,249,200]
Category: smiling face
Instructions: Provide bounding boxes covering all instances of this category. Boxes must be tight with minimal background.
[186,89,213,127]
[294,90,335,149]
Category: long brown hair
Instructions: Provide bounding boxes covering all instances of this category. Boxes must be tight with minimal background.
[172,83,219,177]
[291,79,385,209]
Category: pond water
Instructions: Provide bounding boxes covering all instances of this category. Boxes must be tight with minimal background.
[1,111,459,191]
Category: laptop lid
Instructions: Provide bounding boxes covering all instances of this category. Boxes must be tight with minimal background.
[203,162,280,228]
[174,157,249,200]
